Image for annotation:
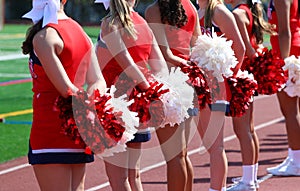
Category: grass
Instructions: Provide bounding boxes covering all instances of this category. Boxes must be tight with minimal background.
[0,24,100,164]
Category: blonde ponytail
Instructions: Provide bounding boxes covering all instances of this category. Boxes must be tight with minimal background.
[204,0,222,28]
[107,0,137,39]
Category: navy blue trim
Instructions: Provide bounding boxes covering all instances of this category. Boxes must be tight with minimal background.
[97,34,108,48]
[128,131,151,143]
[28,144,94,165]
[29,52,42,66]
[187,108,199,116]
[209,102,230,113]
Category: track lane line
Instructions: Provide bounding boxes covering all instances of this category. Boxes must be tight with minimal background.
[85,116,284,191]
[0,164,30,176]
[0,116,283,186]
[0,109,33,119]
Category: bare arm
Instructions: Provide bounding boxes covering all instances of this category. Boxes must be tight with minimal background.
[148,33,169,75]
[85,38,107,95]
[33,27,78,97]
[273,0,292,59]
[232,8,256,58]
[101,20,150,90]
[213,4,246,75]
[191,2,202,47]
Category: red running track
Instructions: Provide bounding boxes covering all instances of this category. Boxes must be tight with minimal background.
[0,94,299,191]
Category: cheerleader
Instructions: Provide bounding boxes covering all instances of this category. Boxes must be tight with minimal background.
[266,0,300,177]
[197,0,245,190]
[21,0,106,190]
[95,0,169,190]
[224,0,275,190]
[145,0,201,190]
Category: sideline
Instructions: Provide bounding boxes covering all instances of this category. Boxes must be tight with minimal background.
[0,164,30,176]
[0,109,33,119]
[0,116,284,180]
[0,78,32,86]
[85,116,284,191]
[0,53,27,61]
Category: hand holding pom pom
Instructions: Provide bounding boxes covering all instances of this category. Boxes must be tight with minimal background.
[54,87,139,157]
[154,67,195,126]
[128,81,169,129]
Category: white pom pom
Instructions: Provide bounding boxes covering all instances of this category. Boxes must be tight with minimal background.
[97,143,127,158]
[96,86,140,157]
[190,32,238,82]
[283,56,300,97]
[236,70,255,80]
[154,67,195,127]
[108,85,139,142]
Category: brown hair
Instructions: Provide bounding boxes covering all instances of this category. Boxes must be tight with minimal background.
[247,0,275,44]
[21,20,43,55]
[22,0,65,54]
[157,0,188,28]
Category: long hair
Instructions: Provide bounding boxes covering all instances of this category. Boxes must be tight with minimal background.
[105,0,137,39]
[157,0,188,28]
[204,0,222,28]
[22,0,65,55]
[21,19,43,55]
[247,0,275,44]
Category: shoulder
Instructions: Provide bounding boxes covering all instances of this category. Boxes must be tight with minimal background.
[100,16,119,36]
[145,1,161,23]
[214,4,235,21]
[232,7,248,22]
[33,27,61,50]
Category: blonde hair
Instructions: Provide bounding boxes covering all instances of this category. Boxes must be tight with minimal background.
[106,0,137,39]
[204,0,223,28]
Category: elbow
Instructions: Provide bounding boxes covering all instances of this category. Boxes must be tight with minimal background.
[241,42,246,56]
[238,43,246,60]
[162,52,173,64]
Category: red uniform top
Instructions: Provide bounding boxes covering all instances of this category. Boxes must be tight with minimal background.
[29,18,92,152]
[164,0,197,60]
[268,0,300,56]
[98,11,153,88]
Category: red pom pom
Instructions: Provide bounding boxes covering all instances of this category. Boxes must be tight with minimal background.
[241,48,286,95]
[54,89,128,155]
[129,81,169,128]
[226,75,258,117]
[180,62,211,109]
[54,95,86,147]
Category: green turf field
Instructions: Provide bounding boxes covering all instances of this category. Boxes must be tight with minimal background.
[0,24,100,163]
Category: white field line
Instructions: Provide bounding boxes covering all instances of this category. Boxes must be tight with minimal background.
[0,116,283,185]
[0,53,27,61]
[0,163,30,176]
[0,73,31,78]
[0,117,284,186]
[85,116,284,191]
[0,95,283,189]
